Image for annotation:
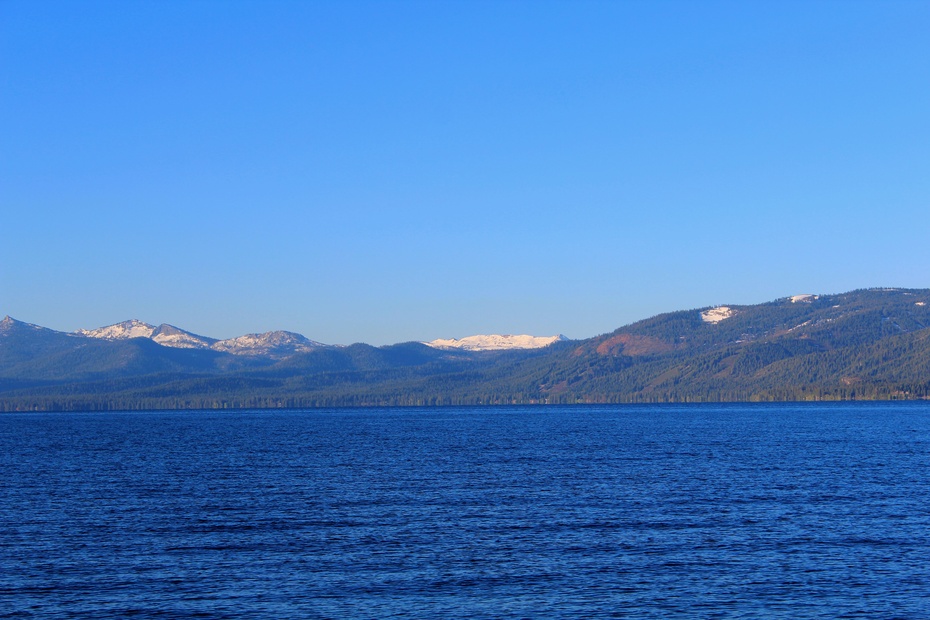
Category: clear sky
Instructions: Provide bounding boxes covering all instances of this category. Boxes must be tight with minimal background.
[2,1,929,345]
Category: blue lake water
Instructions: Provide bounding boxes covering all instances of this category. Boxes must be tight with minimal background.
[2,403,930,618]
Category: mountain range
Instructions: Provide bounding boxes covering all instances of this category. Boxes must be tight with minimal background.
[73,319,329,358]
[2,288,929,410]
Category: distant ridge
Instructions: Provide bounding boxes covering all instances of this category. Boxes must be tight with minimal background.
[76,321,219,350]
[425,334,568,351]
[73,320,329,358]
[4,288,930,410]
[75,319,157,340]
[213,331,328,358]
[151,324,217,349]
[1,316,49,333]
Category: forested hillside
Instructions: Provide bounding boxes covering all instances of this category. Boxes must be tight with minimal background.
[3,288,929,411]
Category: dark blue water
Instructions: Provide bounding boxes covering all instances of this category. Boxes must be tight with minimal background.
[2,403,930,618]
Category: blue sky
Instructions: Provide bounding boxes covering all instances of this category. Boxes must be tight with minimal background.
[2,1,928,345]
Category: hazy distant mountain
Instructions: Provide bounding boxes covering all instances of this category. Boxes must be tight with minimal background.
[75,319,157,340]
[74,320,329,358]
[4,288,930,410]
[1,316,81,370]
[151,324,218,349]
[213,331,328,358]
[425,334,568,351]
[75,320,217,349]
[0,316,243,386]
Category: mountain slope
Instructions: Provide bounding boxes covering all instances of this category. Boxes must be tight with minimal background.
[151,324,217,349]
[0,316,259,389]
[213,331,327,358]
[535,288,930,401]
[75,319,156,340]
[3,288,930,410]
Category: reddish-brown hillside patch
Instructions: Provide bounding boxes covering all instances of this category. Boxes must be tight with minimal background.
[596,333,676,356]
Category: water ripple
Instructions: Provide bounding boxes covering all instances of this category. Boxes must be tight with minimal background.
[2,403,930,617]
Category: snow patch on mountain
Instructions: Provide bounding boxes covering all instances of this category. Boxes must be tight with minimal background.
[701,306,735,324]
[76,319,156,340]
[790,294,818,303]
[425,334,567,351]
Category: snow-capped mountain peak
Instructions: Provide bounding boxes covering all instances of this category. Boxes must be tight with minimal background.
[425,334,568,351]
[150,324,217,349]
[212,331,326,357]
[75,319,156,340]
[73,320,329,358]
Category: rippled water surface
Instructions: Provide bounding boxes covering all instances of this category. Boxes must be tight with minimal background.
[3,403,930,618]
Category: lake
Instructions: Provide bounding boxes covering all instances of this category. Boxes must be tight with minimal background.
[2,403,929,617]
